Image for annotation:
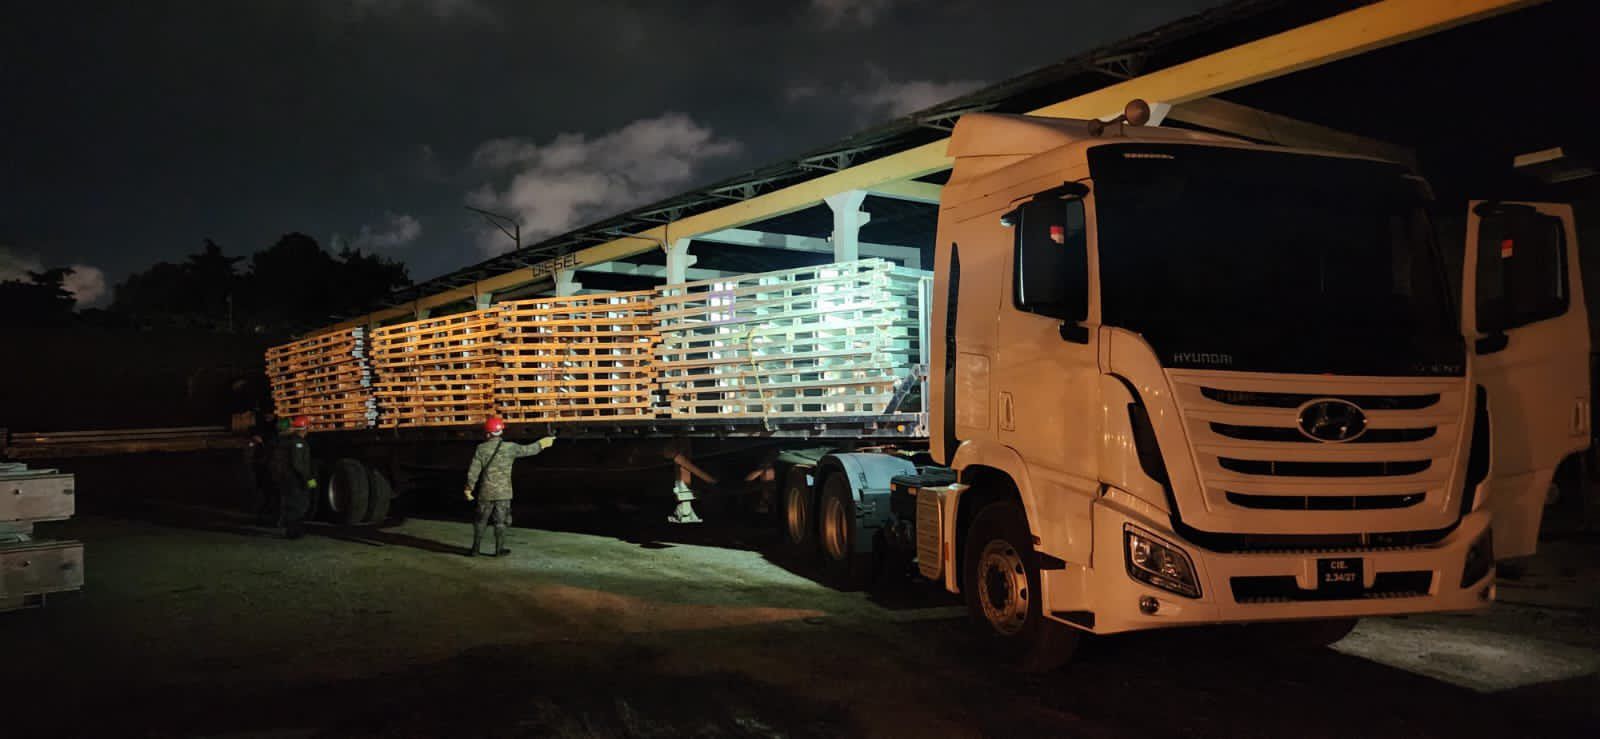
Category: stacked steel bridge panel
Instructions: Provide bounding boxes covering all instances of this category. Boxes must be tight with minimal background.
[495,291,657,423]
[652,260,926,419]
[269,260,930,429]
[370,309,501,428]
[264,328,375,431]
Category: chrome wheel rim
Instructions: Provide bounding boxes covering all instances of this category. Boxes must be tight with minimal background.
[821,494,850,561]
[978,539,1029,636]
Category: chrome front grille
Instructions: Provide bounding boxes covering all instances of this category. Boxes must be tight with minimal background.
[1199,387,1441,410]
[1215,458,1432,477]
[1224,492,1425,511]
[1166,369,1466,532]
[1210,422,1436,444]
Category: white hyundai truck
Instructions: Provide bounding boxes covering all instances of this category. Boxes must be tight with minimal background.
[786,102,1591,668]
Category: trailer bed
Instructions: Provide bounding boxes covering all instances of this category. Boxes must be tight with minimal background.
[312,412,928,443]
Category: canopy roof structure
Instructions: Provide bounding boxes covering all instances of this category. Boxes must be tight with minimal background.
[323,0,1561,333]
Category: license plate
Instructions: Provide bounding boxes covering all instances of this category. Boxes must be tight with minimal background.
[1316,557,1364,596]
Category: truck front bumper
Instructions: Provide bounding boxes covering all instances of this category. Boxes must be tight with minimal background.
[1054,497,1496,635]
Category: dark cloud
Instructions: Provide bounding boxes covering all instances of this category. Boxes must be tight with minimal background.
[466,113,742,256]
[1,0,1223,287]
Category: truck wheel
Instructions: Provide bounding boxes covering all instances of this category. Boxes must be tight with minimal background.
[782,467,819,557]
[818,473,872,588]
[963,501,1079,671]
[1251,618,1359,649]
[364,467,394,526]
[327,458,371,527]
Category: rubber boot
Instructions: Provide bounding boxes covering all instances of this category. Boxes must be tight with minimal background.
[495,527,510,557]
[469,528,482,557]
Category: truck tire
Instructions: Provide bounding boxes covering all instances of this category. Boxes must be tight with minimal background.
[962,501,1079,671]
[328,458,371,527]
[782,467,818,556]
[364,467,394,526]
[818,472,872,588]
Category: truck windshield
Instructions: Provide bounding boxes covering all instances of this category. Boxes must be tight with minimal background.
[1089,143,1464,376]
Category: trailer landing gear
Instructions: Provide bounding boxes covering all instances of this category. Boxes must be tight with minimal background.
[668,479,701,524]
[666,452,717,524]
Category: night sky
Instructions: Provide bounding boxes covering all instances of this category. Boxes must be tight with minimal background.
[3,0,1222,307]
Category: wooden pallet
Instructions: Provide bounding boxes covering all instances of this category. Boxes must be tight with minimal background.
[653,259,928,420]
[371,309,501,428]
[265,328,375,432]
[495,292,657,423]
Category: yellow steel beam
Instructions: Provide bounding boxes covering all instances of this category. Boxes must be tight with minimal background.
[327,0,1532,332]
[869,179,945,204]
[1168,97,1419,168]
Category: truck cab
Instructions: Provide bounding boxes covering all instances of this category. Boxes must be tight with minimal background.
[890,109,1587,666]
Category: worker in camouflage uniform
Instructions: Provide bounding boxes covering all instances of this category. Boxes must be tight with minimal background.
[464,416,555,557]
[270,414,317,539]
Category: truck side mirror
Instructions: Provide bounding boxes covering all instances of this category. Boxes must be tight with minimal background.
[1011,195,1089,339]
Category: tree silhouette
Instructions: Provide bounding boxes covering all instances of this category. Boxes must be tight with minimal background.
[111,233,410,335]
[0,267,78,326]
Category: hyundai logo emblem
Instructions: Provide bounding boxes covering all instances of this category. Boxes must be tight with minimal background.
[1297,399,1368,443]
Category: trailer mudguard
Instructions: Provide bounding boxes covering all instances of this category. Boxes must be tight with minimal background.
[818,453,918,552]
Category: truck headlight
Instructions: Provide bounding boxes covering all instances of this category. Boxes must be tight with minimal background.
[1125,525,1201,599]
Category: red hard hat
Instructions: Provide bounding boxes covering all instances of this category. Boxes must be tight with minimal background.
[484,416,505,434]
[291,415,311,429]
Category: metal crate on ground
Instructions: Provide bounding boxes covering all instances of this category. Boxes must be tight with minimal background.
[265,328,375,431]
[495,291,657,422]
[652,259,930,420]
[370,309,500,428]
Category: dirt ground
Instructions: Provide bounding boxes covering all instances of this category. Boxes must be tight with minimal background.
[2,454,1597,738]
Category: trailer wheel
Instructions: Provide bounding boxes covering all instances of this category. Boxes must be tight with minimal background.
[818,473,872,588]
[364,467,394,526]
[327,458,371,527]
[962,501,1079,671]
[782,467,817,555]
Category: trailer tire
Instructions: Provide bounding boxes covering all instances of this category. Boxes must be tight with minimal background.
[364,467,394,526]
[328,458,371,527]
[818,472,872,589]
[962,501,1079,672]
[782,467,818,556]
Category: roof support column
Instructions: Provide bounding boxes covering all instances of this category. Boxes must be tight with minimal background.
[824,190,871,263]
[553,270,582,296]
[664,238,697,286]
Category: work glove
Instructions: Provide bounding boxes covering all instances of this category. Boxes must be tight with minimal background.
[464,486,475,501]
[307,479,318,489]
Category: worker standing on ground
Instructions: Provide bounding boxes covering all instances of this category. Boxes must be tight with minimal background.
[464,416,555,557]
[269,414,317,539]
[250,416,287,526]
